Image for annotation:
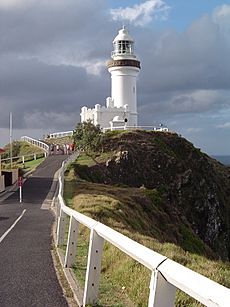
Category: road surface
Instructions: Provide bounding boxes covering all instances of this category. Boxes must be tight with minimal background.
[0,155,69,307]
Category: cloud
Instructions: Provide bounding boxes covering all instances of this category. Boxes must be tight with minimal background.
[0,0,29,10]
[217,122,230,129]
[0,1,230,154]
[110,0,170,26]
[186,127,202,133]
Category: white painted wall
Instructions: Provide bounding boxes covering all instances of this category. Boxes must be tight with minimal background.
[81,104,130,129]
[108,66,139,126]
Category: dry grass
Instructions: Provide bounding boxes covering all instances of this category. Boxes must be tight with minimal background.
[63,157,230,306]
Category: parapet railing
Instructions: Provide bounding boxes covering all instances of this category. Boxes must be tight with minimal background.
[56,154,230,307]
[48,130,74,139]
[21,136,50,152]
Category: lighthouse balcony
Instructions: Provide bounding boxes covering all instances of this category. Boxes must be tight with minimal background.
[107,59,141,69]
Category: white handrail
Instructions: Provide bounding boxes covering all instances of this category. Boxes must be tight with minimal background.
[56,155,230,307]
[1,152,46,163]
[103,126,169,132]
[48,130,73,138]
[21,136,49,152]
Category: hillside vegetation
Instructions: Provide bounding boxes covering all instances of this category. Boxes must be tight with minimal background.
[64,130,230,306]
[44,136,73,145]
[2,140,44,159]
[2,141,45,170]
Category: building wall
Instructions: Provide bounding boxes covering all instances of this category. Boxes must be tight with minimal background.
[81,105,130,129]
[0,175,5,193]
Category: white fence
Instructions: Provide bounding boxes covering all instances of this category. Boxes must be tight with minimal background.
[1,152,47,165]
[55,154,230,307]
[48,130,73,139]
[21,136,50,152]
[103,125,169,132]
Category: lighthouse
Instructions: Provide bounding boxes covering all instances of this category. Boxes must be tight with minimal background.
[107,27,141,126]
[80,27,141,130]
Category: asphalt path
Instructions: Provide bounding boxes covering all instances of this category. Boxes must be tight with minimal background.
[0,155,69,307]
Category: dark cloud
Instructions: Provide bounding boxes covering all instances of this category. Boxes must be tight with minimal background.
[0,1,230,153]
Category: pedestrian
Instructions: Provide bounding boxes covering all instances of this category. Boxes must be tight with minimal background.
[66,144,70,155]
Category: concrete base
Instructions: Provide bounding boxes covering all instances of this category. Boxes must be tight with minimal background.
[0,175,5,193]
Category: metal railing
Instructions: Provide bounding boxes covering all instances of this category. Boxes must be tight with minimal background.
[48,131,74,139]
[55,154,230,307]
[21,136,50,152]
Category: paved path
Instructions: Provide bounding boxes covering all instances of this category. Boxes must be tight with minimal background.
[0,155,69,307]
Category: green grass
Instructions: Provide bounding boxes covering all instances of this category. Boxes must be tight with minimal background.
[18,156,46,172]
[2,156,45,172]
[63,155,230,306]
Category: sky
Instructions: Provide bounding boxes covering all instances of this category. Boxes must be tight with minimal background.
[0,0,230,155]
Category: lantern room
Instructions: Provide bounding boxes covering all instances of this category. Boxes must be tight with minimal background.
[112,27,135,58]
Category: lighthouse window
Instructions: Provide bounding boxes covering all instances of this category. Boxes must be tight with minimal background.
[114,41,133,55]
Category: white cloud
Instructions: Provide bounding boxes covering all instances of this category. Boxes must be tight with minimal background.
[213,4,230,48]
[110,0,170,26]
[213,4,230,26]
[217,122,230,129]
[0,0,29,10]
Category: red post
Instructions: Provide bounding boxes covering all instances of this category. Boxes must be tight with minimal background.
[18,176,23,203]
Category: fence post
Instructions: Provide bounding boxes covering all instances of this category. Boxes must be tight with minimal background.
[148,270,176,307]
[56,209,67,246]
[83,228,104,306]
[34,153,36,160]
[64,216,79,268]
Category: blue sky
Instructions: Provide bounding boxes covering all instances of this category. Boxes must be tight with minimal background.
[108,0,223,31]
[0,0,230,155]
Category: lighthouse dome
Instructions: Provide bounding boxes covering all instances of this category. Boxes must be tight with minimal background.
[113,27,134,43]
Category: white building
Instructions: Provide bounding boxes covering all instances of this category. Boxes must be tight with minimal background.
[80,27,141,130]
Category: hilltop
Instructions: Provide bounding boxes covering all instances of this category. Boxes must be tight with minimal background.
[72,130,230,260]
[64,130,230,305]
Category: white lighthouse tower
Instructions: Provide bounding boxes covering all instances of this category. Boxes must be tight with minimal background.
[107,27,141,126]
[80,27,141,130]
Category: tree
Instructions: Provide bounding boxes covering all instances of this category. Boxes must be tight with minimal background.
[73,120,102,162]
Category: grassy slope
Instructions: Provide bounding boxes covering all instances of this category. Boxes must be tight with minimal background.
[2,141,45,170]
[64,155,230,306]
[44,136,73,145]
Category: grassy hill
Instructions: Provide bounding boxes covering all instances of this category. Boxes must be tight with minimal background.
[2,141,45,170]
[44,136,73,145]
[2,140,44,158]
[63,130,230,306]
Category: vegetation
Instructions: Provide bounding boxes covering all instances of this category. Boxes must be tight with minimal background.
[73,121,103,163]
[19,156,45,172]
[44,135,73,145]
[63,154,230,306]
[62,127,230,306]
[2,141,46,171]
[2,140,44,159]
